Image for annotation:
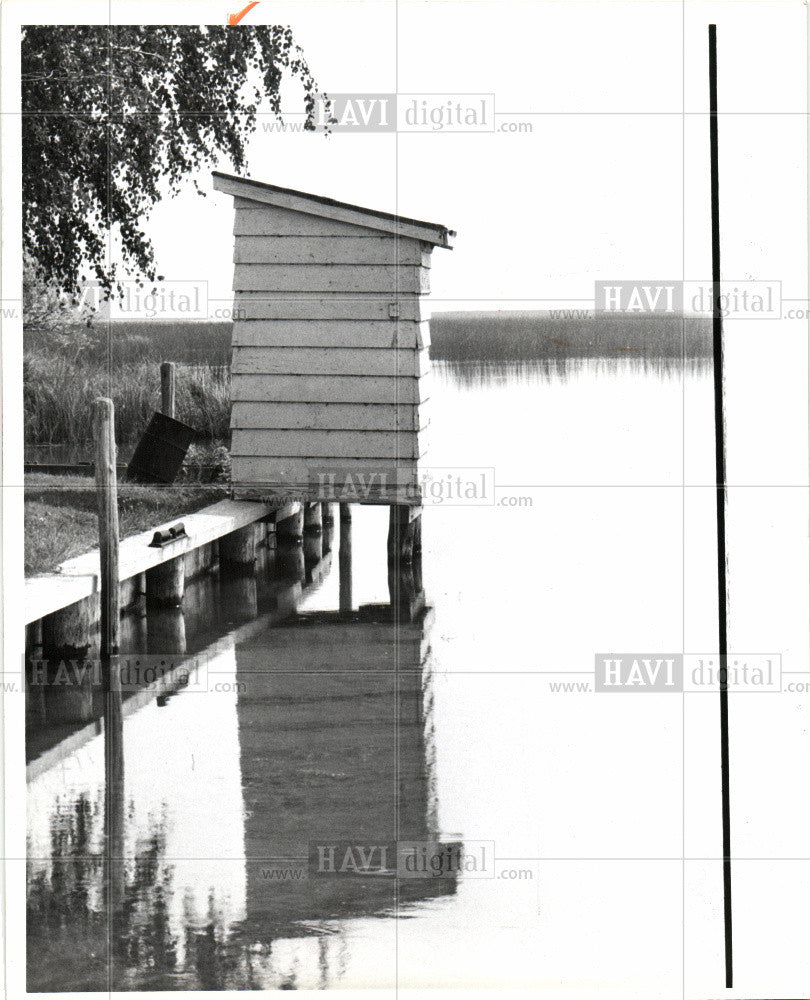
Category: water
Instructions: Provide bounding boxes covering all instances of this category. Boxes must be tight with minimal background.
[26,358,810,996]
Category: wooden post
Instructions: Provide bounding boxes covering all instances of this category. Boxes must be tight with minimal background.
[161,361,176,418]
[709,24,733,989]
[303,527,323,570]
[277,507,304,542]
[94,398,120,664]
[220,524,257,567]
[96,396,124,947]
[321,504,335,556]
[275,542,305,584]
[303,501,323,534]
[340,503,352,525]
[387,505,419,565]
[145,558,185,608]
[339,514,353,613]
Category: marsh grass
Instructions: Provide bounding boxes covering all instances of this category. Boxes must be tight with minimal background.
[25,320,233,365]
[429,312,713,361]
[24,351,231,445]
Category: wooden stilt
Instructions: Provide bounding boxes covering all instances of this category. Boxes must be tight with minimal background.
[304,501,323,534]
[321,508,335,556]
[94,398,120,666]
[277,507,304,542]
[387,504,420,565]
[275,539,306,584]
[145,557,185,608]
[303,529,323,570]
[41,594,99,660]
[339,515,353,613]
[220,523,257,566]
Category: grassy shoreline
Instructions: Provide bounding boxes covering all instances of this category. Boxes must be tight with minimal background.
[25,474,227,575]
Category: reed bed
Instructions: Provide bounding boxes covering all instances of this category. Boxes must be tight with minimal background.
[428,312,713,361]
[24,351,231,445]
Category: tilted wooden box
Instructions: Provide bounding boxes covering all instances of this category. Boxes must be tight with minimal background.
[213,172,454,504]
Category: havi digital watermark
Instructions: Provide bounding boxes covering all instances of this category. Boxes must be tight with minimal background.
[594,653,781,693]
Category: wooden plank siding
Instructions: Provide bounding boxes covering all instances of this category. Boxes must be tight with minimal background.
[231,402,427,432]
[231,347,430,378]
[232,264,430,294]
[234,236,432,266]
[232,294,425,322]
[231,430,423,459]
[230,372,431,405]
[215,174,452,503]
[231,320,429,350]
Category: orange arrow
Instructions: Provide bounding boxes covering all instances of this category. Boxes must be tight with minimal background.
[228,1,260,25]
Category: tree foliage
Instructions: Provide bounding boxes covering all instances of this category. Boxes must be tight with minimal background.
[22,26,321,298]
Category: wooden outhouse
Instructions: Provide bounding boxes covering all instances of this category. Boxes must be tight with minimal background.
[213,172,454,506]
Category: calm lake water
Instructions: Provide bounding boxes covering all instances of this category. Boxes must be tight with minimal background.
[26,358,809,996]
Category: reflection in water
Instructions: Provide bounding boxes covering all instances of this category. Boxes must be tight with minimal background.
[441,355,710,389]
[25,354,809,993]
[27,517,451,990]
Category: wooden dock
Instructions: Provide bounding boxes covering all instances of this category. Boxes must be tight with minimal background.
[24,498,300,626]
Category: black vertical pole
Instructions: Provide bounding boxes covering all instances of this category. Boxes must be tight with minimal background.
[708,23,733,989]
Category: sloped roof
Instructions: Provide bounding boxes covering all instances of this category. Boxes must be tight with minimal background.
[213,171,454,249]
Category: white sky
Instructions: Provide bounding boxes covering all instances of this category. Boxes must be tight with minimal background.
[136,0,807,311]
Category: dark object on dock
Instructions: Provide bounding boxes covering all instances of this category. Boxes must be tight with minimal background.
[126,411,196,484]
[149,523,188,548]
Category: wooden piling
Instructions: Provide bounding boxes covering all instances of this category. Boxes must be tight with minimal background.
[277,507,304,542]
[145,558,185,608]
[303,530,323,570]
[94,398,120,663]
[339,515,353,613]
[40,594,99,723]
[303,502,323,534]
[275,540,306,584]
[41,594,99,659]
[387,504,420,565]
[160,361,176,418]
[220,524,257,566]
[25,622,45,726]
